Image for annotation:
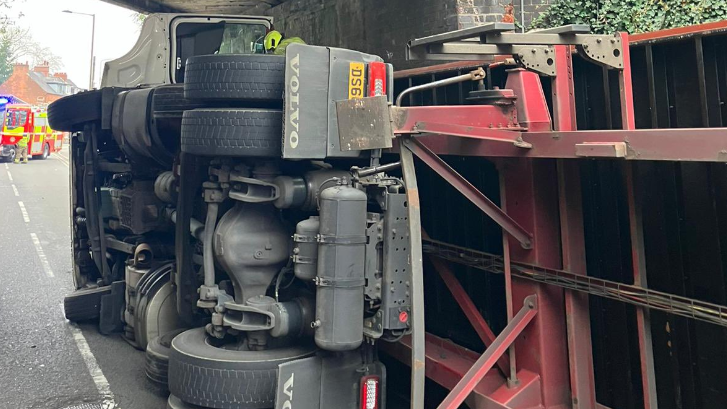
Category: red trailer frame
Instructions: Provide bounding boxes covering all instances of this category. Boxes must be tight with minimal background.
[363,23,727,409]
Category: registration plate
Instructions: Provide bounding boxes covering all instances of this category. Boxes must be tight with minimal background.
[348,62,365,99]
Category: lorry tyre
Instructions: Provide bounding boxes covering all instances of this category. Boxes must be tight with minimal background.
[63,286,112,322]
[145,328,186,390]
[168,328,316,409]
[167,395,206,409]
[152,84,208,114]
[180,109,282,157]
[48,90,103,132]
[184,54,284,102]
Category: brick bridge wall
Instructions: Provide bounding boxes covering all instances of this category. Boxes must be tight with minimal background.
[266,0,551,68]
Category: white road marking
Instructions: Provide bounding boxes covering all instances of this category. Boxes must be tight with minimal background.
[56,154,70,167]
[17,201,29,222]
[11,184,18,197]
[7,171,12,181]
[66,319,117,409]
[4,163,7,169]
[30,233,54,278]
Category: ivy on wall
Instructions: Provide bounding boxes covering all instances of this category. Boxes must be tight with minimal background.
[531,0,727,33]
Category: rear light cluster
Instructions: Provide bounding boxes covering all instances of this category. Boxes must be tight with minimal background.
[367,62,387,97]
[360,375,380,409]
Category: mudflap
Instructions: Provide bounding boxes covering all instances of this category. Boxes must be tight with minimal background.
[276,356,322,409]
[99,280,126,335]
[275,350,387,409]
[282,43,388,160]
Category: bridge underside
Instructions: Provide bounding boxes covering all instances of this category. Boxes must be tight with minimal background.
[101,0,283,13]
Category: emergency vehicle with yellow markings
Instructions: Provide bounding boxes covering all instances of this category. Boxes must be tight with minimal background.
[0,103,64,162]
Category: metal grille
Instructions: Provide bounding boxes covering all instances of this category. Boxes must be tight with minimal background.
[120,195,133,227]
[423,238,727,328]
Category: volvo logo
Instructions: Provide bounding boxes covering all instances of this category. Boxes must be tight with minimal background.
[281,373,294,409]
[288,54,300,149]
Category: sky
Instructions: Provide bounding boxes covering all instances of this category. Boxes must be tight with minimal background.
[8,0,141,89]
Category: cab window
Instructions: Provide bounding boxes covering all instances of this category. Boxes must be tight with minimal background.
[6,110,27,128]
[174,21,268,83]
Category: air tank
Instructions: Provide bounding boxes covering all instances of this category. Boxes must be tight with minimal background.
[314,185,367,351]
[293,216,319,281]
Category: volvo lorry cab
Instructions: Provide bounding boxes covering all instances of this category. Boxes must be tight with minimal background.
[49,12,408,409]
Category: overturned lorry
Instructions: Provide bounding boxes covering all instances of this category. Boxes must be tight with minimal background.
[51,12,400,409]
[50,10,727,409]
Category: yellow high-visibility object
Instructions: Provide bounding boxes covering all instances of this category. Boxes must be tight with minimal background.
[264,30,283,52]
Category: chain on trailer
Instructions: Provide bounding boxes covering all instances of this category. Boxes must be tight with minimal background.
[423,238,727,328]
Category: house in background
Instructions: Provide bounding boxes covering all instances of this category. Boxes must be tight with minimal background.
[0,62,79,106]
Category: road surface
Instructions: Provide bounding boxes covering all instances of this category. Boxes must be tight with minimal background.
[0,146,168,409]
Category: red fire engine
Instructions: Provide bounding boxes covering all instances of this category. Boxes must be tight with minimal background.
[0,103,64,162]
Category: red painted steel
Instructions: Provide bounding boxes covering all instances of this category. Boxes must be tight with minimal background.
[551,43,598,409]
[438,296,538,409]
[626,165,659,408]
[388,26,727,409]
[392,104,524,133]
[550,46,576,132]
[401,121,526,144]
[619,33,657,408]
[500,157,571,408]
[630,20,727,44]
[427,254,510,374]
[505,68,552,132]
[413,128,727,162]
[558,161,597,409]
[619,32,636,131]
[381,333,502,400]
[403,137,533,248]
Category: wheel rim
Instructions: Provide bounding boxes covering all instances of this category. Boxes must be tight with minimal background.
[43,144,49,158]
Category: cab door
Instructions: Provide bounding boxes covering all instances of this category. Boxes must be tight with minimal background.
[27,111,43,155]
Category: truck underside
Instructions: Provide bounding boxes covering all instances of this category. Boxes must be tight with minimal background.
[49,16,727,409]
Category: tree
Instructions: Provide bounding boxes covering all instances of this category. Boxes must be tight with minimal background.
[531,0,727,33]
[0,26,64,83]
[131,12,146,28]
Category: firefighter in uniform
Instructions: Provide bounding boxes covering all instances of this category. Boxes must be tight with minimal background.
[264,30,305,55]
[14,133,28,164]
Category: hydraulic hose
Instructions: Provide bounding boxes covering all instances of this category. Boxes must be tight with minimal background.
[203,203,219,288]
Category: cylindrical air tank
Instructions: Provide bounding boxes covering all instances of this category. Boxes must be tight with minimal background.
[314,185,367,351]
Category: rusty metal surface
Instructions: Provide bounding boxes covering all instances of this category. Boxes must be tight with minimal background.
[437,296,538,409]
[413,128,727,162]
[392,22,727,409]
[426,251,510,375]
[399,137,426,409]
[403,138,533,248]
[335,96,393,151]
[630,20,727,45]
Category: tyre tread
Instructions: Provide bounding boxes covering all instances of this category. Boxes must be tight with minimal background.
[180,109,282,157]
[184,55,285,102]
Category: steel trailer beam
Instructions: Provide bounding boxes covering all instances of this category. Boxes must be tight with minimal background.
[407,25,624,75]
[400,137,426,409]
[626,165,659,408]
[437,296,539,409]
[402,137,533,248]
[551,44,598,409]
[427,254,511,375]
[408,127,727,162]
